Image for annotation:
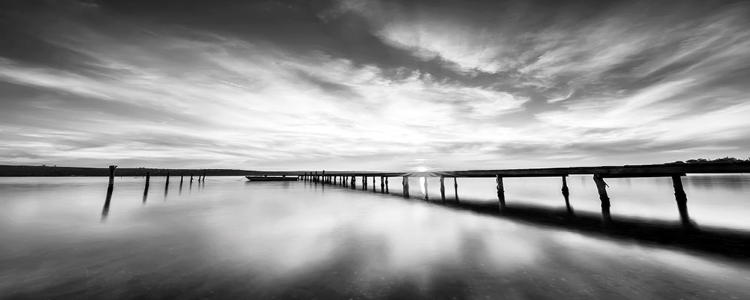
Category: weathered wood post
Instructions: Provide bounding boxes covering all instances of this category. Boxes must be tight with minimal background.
[143,172,150,203]
[496,175,506,211]
[672,175,693,229]
[180,174,184,185]
[385,177,389,193]
[593,174,611,224]
[423,176,429,201]
[402,176,410,198]
[439,176,446,202]
[380,176,385,193]
[453,177,459,202]
[190,174,194,183]
[363,176,367,190]
[202,172,206,182]
[102,165,117,218]
[314,171,318,183]
[166,172,170,187]
[322,171,326,184]
[351,175,356,189]
[562,176,573,215]
[372,176,376,192]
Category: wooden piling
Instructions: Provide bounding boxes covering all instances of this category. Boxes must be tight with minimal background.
[593,174,611,224]
[380,176,385,193]
[672,175,693,229]
[403,176,410,198]
[102,165,117,218]
[351,175,356,189]
[363,176,367,190]
[385,177,389,193]
[439,176,446,202]
[562,176,573,215]
[453,177,459,202]
[423,177,429,201]
[180,174,184,184]
[496,175,506,211]
[372,176,376,192]
[143,172,150,203]
[166,172,170,187]
[190,174,194,183]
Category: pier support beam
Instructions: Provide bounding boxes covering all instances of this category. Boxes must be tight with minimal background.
[423,177,429,201]
[496,175,506,211]
[403,176,410,198]
[351,175,356,189]
[385,177,389,193]
[439,176,445,202]
[562,176,573,216]
[380,176,385,193]
[672,175,694,229]
[143,172,150,203]
[362,176,367,190]
[593,174,611,225]
[453,177,459,202]
[102,165,117,218]
[372,176,376,192]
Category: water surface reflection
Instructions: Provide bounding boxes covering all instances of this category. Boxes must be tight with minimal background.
[1,177,749,299]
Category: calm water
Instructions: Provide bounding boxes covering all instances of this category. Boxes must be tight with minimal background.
[1,176,750,299]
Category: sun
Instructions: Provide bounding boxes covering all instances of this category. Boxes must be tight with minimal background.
[415,166,429,172]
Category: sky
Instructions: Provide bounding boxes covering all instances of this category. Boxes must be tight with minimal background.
[1,0,749,171]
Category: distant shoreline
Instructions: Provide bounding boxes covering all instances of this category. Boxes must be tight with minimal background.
[0,165,298,177]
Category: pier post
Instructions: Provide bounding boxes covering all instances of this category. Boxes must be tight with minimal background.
[385,177,389,193]
[496,175,506,211]
[202,172,206,182]
[593,174,611,224]
[439,176,445,202]
[190,174,194,183]
[102,165,117,218]
[166,172,170,187]
[380,176,385,193]
[672,175,694,229]
[351,175,356,189]
[363,176,367,190]
[562,176,573,215]
[322,171,326,184]
[180,174,184,185]
[372,176,376,192]
[143,172,150,203]
[453,177,459,202]
[403,176,410,198]
[423,177,429,201]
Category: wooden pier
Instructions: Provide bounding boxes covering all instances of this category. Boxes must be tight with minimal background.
[293,162,750,230]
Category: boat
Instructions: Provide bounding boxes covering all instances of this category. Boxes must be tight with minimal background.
[245,176,298,182]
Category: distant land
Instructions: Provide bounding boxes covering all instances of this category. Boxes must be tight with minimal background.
[1,157,749,176]
[0,165,298,177]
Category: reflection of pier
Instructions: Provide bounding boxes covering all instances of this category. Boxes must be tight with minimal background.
[295,162,750,231]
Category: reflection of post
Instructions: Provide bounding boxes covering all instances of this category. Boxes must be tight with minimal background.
[439,176,446,202]
[142,172,150,203]
[202,172,206,182]
[593,174,611,224]
[453,177,459,202]
[385,177,389,193]
[190,174,194,183]
[102,165,117,219]
[423,177,429,201]
[496,175,506,211]
[672,175,694,230]
[403,176,410,198]
[179,173,184,195]
[562,176,573,215]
